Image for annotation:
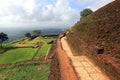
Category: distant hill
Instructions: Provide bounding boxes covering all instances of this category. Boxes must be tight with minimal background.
[41,28,64,35]
[3,28,64,42]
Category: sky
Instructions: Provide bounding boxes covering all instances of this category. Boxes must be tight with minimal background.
[0,0,114,30]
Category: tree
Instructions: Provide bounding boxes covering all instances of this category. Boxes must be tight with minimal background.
[25,33,31,38]
[80,8,93,19]
[0,32,8,48]
[33,30,41,36]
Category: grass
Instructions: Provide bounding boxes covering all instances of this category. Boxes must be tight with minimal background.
[0,37,56,80]
[0,36,57,63]
[1,37,28,49]
[27,37,40,46]
[33,37,56,60]
[0,63,50,80]
[39,44,52,55]
[40,37,56,43]
[30,37,56,60]
[0,48,37,64]
[35,44,52,60]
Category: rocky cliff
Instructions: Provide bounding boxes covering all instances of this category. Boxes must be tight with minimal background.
[66,0,120,80]
[49,0,120,80]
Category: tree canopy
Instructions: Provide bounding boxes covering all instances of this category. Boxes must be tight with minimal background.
[80,8,93,19]
[0,32,8,48]
[25,33,31,38]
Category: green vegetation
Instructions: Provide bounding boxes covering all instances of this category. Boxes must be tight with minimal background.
[27,37,40,44]
[80,8,93,19]
[24,30,41,40]
[0,31,57,80]
[39,44,51,56]
[0,32,9,49]
[25,33,31,38]
[0,36,57,80]
[33,37,56,60]
[40,37,56,43]
[0,63,50,80]
[0,36,57,64]
[35,44,52,60]
[2,37,28,48]
[0,48,37,64]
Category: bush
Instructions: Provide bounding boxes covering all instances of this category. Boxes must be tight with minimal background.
[80,8,93,19]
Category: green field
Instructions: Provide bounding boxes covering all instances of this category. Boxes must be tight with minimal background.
[34,37,56,60]
[40,37,56,43]
[0,37,57,64]
[0,48,37,64]
[0,63,50,80]
[35,44,52,60]
[0,36,57,80]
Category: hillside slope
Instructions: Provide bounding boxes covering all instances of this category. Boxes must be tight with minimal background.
[66,0,120,80]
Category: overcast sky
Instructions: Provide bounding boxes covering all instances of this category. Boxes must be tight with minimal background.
[0,0,114,30]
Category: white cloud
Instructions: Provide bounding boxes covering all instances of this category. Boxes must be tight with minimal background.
[77,0,115,11]
[0,0,115,29]
[89,0,115,11]
[77,0,95,5]
[23,0,35,14]
[0,0,80,29]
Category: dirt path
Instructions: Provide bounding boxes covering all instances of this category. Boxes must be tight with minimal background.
[61,37,110,80]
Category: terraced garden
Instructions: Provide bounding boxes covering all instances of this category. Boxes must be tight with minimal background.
[0,36,57,80]
[0,48,37,64]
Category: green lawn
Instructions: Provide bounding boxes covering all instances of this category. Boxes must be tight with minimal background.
[0,37,57,63]
[40,37,56,43]
[35,44,52,60]
[26,37,40,46]
[34,37,56,60]
[0,63,50,80]
[0,48,37,64]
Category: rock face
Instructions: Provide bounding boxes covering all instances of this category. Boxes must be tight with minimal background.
[116,0,120,3]
[49,0,120,80]
[66,0,120,80]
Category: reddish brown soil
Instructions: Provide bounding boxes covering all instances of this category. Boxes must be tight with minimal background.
[48,40,61,80]
[49,35,77,80]
[49,53,61,80]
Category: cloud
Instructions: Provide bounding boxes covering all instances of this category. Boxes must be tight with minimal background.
[0,0,80,29]
[0,0,115,29]
[76,0,115,11]
[89,0,115,11]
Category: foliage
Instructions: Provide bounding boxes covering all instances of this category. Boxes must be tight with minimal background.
[33,37,56,60]
[30,35,38,40]
[80,8,93,18]
[0,32,9,48]
[0,36,57,63]
[24,33,31,38]
[0,48,37,64]
[35,44,52,60]
[0,63,50,80]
